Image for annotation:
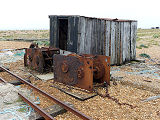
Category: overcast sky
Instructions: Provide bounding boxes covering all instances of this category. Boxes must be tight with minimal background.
[0,0,160,30]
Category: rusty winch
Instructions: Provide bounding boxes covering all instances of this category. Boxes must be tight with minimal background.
[24,47,60,72]
[53,54,110,91]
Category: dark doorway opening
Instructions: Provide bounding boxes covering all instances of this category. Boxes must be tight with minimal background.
[58,19,68,50]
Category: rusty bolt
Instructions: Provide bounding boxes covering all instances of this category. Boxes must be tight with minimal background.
[61,62,68,73]
[77,68,84,79]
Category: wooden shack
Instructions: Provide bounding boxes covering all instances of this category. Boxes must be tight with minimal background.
[49,15,137,65]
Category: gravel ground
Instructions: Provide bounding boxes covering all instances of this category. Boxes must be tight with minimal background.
[137,48,160,67]
[0,41,31,50]
[0,40,160,120]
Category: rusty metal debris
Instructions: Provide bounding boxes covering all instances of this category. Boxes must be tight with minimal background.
[29,42,39,48]
[53,54,110,91]
[93,82,136,109]
[24,47,60,72]
[24,43,111,92]
[105,92,136,109]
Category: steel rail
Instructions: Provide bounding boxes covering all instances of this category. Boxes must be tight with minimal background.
[0,76,55,120]
[0,66,92,120]
[0,77,7,83]
[18,92,55,120]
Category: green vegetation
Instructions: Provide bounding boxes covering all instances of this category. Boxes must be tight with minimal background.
[153,34,159,38]
[34,41,50,46]
[136,44,148,49]
[137,29,160,47]
[136,46,142,49]
[4,102,13,105]
[16,98,23,103]
[4,97,23,105]
[139,53,150,59]
[139,44,148,48]
[17,107,27,112]
[136,37,142,42]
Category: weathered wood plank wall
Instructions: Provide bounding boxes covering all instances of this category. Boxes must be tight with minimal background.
[49,15,137,65]
[77,17,106,55]
[104,20,137,65]
[76,16,137,65]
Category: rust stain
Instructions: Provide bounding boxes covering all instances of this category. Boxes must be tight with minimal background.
[53,54,110,91]
[24,47,60,72]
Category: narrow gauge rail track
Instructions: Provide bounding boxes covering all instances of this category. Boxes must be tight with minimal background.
[0,66,92,120]
[0,77,55,120]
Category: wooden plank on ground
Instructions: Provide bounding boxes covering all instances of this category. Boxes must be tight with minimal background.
[29,103,74,120]
[142,95,160,102]
[9,79,31,85]
[50,85,97,101]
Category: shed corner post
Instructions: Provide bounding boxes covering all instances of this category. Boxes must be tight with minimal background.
[49,16,58,48]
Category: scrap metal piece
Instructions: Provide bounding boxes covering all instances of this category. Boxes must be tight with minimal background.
[81,54,110,84]
[53,54,110,91]
[93,55,110,85]
[29,43,39,48]
[53,54,88,86]
[142,94,160,102]
[24,47,60,72]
